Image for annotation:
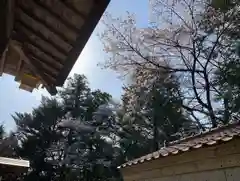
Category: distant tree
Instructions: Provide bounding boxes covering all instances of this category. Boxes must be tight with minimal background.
[11,74,117,181]
[0,125,18,160]
[12,74,123,181]
[121,66,198,152]
[211,0,238,12]
[0,125,4,138]
[56,74,121,181]
[13,97,66,181]
[59,74,90,118]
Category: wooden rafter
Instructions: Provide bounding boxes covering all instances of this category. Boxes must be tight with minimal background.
[24,43,63,69]
[23,51,57,82]
[27,53,59,76]
[17,18,71,54]
[24,57,57,86]
[1,0,110,95]
[55,0,111,85]
[0,47,7,76]
[16,58,23,78]
[0,0,15,57]
[16,21,69,55]
[17,5,74,45]
[60,0,86,20]
[26,48,62,70]
[0,1,8,56]
[12,32,65,67]
[13,27,66,62]
[6,0,15,39]
[10,41,57,95]
[33,0,80,32]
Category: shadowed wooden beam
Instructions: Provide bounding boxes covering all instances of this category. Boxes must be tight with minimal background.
[12,31,65,67]
[11,41,57,95]
[0,1,8,56]
[23,49,57,83]
[16,59,23,78]
[0,0,14,73]
[3,0,110,95]
[60,0,86,20]
[33,0,80,33]
[27,53,59,77]
[23,43,63,69]
[13,26,66,63]
[0,0,15,75]
[0,48,7,76]
[10,41,50,82]
[16,20,69,55]
[55,0,111,85]
[25,47,62,71]
[0,0,15,56]
[17,5,74,45]
[6,0,15,39]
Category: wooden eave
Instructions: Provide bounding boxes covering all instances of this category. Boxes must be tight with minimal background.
[119,123,240,169]
[0,0,110,95]
[0,157,29,179]
[0,157,29,168]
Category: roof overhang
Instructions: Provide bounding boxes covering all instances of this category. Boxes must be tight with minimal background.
[0,156,29,168]
[0,157,29,179]
[119,123,240,169]
[0,0,110,95]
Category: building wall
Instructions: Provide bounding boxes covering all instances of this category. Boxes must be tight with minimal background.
[147,167,240,181]
[121,139,240,181]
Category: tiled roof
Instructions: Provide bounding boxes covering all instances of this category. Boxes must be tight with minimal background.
[118,123,240,169]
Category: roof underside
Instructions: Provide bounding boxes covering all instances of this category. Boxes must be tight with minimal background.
[119,123,240,169]
[0,137,29,177]
[0,0,110,94]
[0,157,29,168]
[0,157,29,179]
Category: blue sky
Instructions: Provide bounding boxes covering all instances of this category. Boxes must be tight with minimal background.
[0,0,149,132]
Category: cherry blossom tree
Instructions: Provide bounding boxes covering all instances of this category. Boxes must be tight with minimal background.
[99,0,240,128]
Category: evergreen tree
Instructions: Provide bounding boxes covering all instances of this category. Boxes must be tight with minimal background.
[13,98,65,181]
[120,66,197,153]
[57,74,121,181]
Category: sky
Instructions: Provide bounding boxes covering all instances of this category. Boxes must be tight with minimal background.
[0,0,149,132]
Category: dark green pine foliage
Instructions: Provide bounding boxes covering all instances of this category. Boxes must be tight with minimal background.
[13,98,66,181]
[59,74,121,181]
[119,67,196,156]
[10,72,198,181]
